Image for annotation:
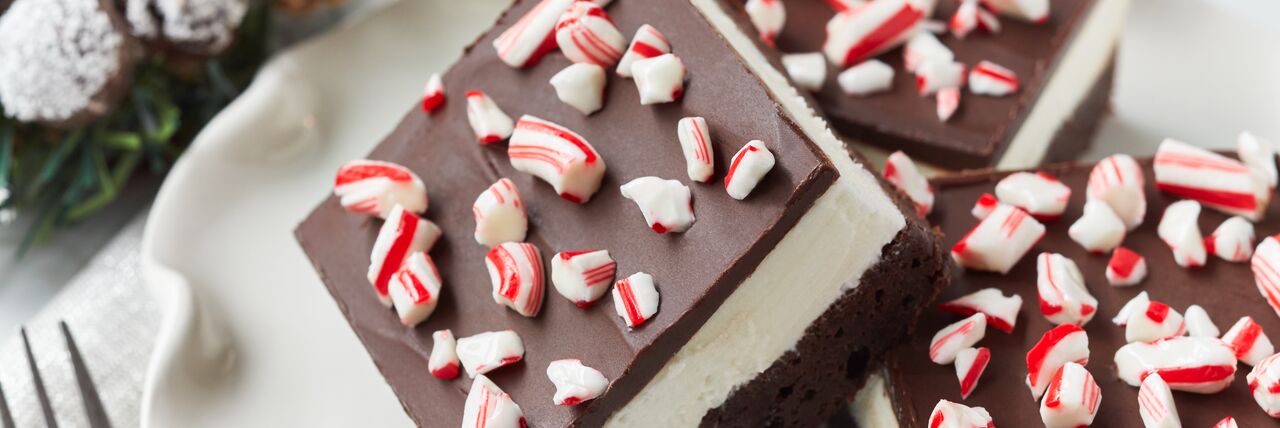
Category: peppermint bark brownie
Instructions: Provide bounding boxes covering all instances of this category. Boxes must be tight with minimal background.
[295,0,947,426]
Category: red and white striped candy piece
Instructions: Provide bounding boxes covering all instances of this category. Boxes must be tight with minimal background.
[1113,291,1150,326]
[969,61,1020,97]
[1138,374,1181,428]
[485,242,546,318]
[995,171,1071,221]
[1158,200,1207,268]
[466,91,515,144]
[928,400,994,428]
[1154,139,1269,220]
[616,24,670,78]
[429,329,460,380]
[1184,304,1220,338]
[367,205,441,307]
[949,0,980,39]
[976,7,1001,32]
[1039,362,1101,428]
[492,0,577,68]
[781,52,827,92]
[826,0,867,13]
[1087,154,1147,230]
[951,204,1046,274]
[1239,131,1277,189]
[462,375,527,428]
[546,359,609,406]
[980,0,1048,23]
[745,0,786,47]
[903,32,952,73]
[1026,323,1090,400]
[421,73,445,113]
[388,252,443,327]
[551,250,616,308]
[954,347,991,399]
[676,117,715,183]
[1248,353,1280,417]
[1106,246,1148,287]
[631,54,685,105]
[456,330,526,377]
[620,177,695,233]
[1208,216,1255,263]
[1253,235,1280,319]
[936,87,960,122]
[1222,316,1274,366]
[836,59,894,96]
[929,313,987,365]
[1125,300,1186,343]
[916,60,966,96]
[1069,200,1125,254]
[509,115,607,204]
[823,0,925,68]
[612,272,660,328]
[971,193,998,220]
[549,63,607,115]
[555,2,625,67]
[883,150,935,217]
[473,178,528,247]
[334,160,427,218]
[1037,253,1098,326]
[725,140,776,200]
[1114,336,1237,393]
[938,288,1022,334]
[1213,417,1239,428]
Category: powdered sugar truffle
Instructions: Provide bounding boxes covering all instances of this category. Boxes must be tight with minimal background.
[126,0,248,55]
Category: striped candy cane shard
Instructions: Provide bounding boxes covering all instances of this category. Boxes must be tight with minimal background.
[724,140,776,200]
[1158,200,1206,268]
[493,0,576,68]
[995,171,1072,221]
[954,347,991,398]
[334,159,427,218]
[883,150,935,217]
[915,60,966,96]
[619,177,695,233]
[1208,216,1255,262]
[971,193,998,220]
[676,117,715,183]
[485,242,546,318]
[1138,374,1181,428]
[826,0,867,13]
[781,52,827,92]
[928,400,994,428]
[1154,139,1268,220]
[1222,316,1274,366]
[823,0,924,68]
[388,252,443,327]
[1037,253,1098,326]
[367,205,442,307]
[1026,323,1090,400]
[473,178,528,247]
[612,272,659,328]
[549,63,607,115]
[631,53,685,105]
[616,24,670,78]
[1106,246,1148,287]
[1069,200,1125,254]
[1087,153,1147,230]
[1114,337,1237,393]
[980,0,1049,23]
[969,61,1020,96]
[1113,291,1150,326]
[1248,353,1280,417]
[951,204,1045,274]
[1253,235,1280,319]
[949,0,980,39]
[1213,416,1239,428]
[551,250,616,308]
[1039,362,1101,428]
[745,0,786,47]
[1125,300,1186,344]
[466,91,515,144]
[1239,131,1278,188]
[461,375,527,428]
[546,359,609,406]
[938,288,1022,334]
[555,2,625,67]
[936,87,960,122]
[509,115,607,204]
[421,73,445,113]
[976,7,1001,32]
[1184,305,1220,338]
[456,330,526,377]
[837,59,894,96]
[903,32,952,73]
[929,313,987,365]
[429,329,460,380]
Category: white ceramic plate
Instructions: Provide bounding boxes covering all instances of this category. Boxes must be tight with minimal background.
[139,0,1280,426]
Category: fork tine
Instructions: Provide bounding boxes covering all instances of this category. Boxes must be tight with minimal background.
[20,327,59,428]
[0,376,14,428]
[59,321,112,428]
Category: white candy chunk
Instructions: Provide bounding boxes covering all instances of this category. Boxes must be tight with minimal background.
[745,0,786,46]
[1253,235,1280,319]
[1038,362,1100,428]
[928,400,994,428]
[1036,253,1098,326]
[954,347,991,399]
[948,0,979,39]
[1238,131,1277,189]
[1222,316,1274,366]
[509,115,607,203]
[1087,154,1147,230]
[1106,247,1148,287]
[619,177,695,234]
[473,178,528,247]
[995,171,1072,220]
[1213,417,1239,428]
[1158,200,1207,268]
[971,193,998,220]
[883,150,935,216]
[823,0,925,68]
[429,329,460,380]
[631,54,685,105]
[1069,200,1125,253]
[915,60,966,96]
[1138,374,1181,428]
[936,87,960,122]
[466,90,515,144]
[1026,324,1090,400]
[1183,305,1220,338]
[421,73,445,113]
[1112,291,1150,326]
[1114,337,1237,393]
[616,24,670,78]
[1247,353,1280,417]
[612,272,660,328]
[388,252,443,327]
[903,32,953,73]
[550,63,607,115]
[554,2,625,67]
[1125,300,1186,343]
[951,204,1045,274]
[1209,216,1255,262]
[969,60,1020,96]
[368,205,442,307]
[676,117,715,183]
[457,331,526,378]
[334,159,428,218]
[724,140,776,200]
[1154,139,1269,220]
[938,288,1022,333]
[492,0,577,68]
[546,359,609,406]
[462,375,526,428]
[929,313,987,365]
[781,52,826,91]
[980,0,1049,23]
[837,59,894,96]
[485,242,546,317]
[551,250,616,308]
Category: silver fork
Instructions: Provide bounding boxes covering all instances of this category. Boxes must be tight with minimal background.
[5,321,112,428]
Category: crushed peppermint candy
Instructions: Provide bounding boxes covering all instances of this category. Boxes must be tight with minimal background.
[994,171,1071,221]
[980,0,1049,23]
[936,87,960,122]
[1068,200,1125,254]
[903,32,953,73]
[1154,139,1269,221]
[546,359,609,406]
[612,272,660,328]
[951,203,1045,274]
[1158,200,1207,268]
[1026,323,1089,400]
[676,117,715,183]
[462,375,527,428]
[823,0,924,68]
[724,140,776,200]
[1247,353,1280,417]
[954,347,991,399]
[928,400,994,428]
[1138,374,1181,428]
[1208,216,1255,262]
[551,250,616,308]
[1087,154,1147,230]
[456,330,525,377]
[631,53,686,105]
[969,61,1020,96]
[1221,316,1274,366]
[367,205,441,307]
[473,178,528,247]
[429,329,460,380]
[616,24,670,78]
[555,2,626,67]
[388,252,443,327]
[421,73,446,113]
[1238,131,1277,189]
[971,193,998,220]
[949,0,998,38]
[1114,336,1237,394]
[1214,416,1239,428]
[781,52,827,92]
[837,59,894,96]
[1036,253,1098,326]
[333,159,428,219]
[466,90,516,144]
[485,242,546,318]
[745,0,786,47]
[1038,362,1100,428]
[1124,300,1185,343]
[1105,246,1147,287]
[915,60,966,96]
[929,313,987,365]
[619,177,695,233]
[550,63,607,115]
[493,0,577,68]
[1112,291,1150,327]
[937,288,1022,334]
[1184,304,1220,338]
[1252,235,1280,319]
[509,115,607,203]
[883,150,935,217]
